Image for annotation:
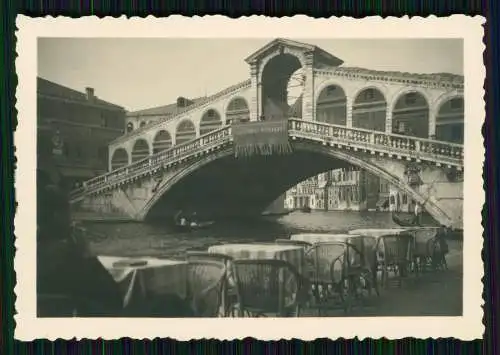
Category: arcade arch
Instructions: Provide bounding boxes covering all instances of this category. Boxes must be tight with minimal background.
[435,97,464,144]
[316,85,347,125]
[176,120,196,145]
[153,130,173,154]
[199,109,222,135]
[392,91,429,138]
[225,97,250,124]
[352,88,387,132]
[111,148,129,170]
[131,139,150,163]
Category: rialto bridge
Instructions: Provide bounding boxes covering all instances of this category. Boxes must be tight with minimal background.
[70,38,465,229]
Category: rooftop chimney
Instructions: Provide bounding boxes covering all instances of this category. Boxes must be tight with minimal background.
[85,87,95,101]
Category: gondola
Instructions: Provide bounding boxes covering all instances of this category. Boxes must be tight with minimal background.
[392,211,440,228]
[173,221,215,232]
[391,211,418,227]
[300,206,312,213]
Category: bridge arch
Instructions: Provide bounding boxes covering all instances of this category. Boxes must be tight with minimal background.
[110,148,129,170]
[225,97,250,124]
[199,108,223,135]
[140,142,451,225]
[260,53,303,120]
[435,96,464,144]
[131,139,150,162]
[315,84,348,125]
[352,87,387,132]
[175,119,197,145]
[152,130,173,153]
[391,90,430,139]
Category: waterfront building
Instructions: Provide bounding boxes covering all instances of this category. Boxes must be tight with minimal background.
[389,185,415,213]
[37,77,126,190]
[377,179,391,211]
[285,167,384,212]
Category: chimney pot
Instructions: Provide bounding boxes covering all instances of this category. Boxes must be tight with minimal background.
[85,87,95,100]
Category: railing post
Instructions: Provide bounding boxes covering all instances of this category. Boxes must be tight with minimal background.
[415,140,420,152]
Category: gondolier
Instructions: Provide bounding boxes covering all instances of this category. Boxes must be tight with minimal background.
[413,202,422,226]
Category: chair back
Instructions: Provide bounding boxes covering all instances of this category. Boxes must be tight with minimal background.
[186,251,234,265]
[377,233,413,264]
[305,242,347,284]
[275,239,312,249]
[186,260,226,317]
[232,259,301,316]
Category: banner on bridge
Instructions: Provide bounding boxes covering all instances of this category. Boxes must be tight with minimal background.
[232,119,292,158]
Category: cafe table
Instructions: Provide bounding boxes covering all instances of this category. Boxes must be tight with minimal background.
[98,255,188,309]
[348,228,413,239]
[207,243,305,275]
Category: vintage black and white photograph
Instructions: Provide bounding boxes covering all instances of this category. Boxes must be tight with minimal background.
[15,16,484,340]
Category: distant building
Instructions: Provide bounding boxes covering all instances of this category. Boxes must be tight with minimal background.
[37,77,126,190]
[285,167,383,212]
[389,186,416,213]
[377,179,391,211]
[125,96,207,133]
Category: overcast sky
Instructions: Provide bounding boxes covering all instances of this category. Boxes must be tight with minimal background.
[38,38,463,111]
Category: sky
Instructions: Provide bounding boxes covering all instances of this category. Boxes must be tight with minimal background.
[38,38,463,112]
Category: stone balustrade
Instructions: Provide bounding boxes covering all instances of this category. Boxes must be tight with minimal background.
[70,126,232,200]
[287,119,464,167]
[71,119,464,201]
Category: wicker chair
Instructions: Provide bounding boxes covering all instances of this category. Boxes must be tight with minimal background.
[305,242,357,314]
[344,236,379,297]
[186,260,226,317]
[186,251,236,316]
[231,259,305,317]
[375,233,414,288]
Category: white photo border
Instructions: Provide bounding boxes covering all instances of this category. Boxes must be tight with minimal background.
[14,14,485,341]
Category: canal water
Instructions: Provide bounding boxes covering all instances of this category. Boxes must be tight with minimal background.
[82,211,398,258]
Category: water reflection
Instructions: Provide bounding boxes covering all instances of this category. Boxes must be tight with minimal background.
[83,211,398,258]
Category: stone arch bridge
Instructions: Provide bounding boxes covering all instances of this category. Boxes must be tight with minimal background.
[70,38,465,229]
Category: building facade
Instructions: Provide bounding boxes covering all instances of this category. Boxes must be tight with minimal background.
[285,168,383,212]
[37,77,126,190]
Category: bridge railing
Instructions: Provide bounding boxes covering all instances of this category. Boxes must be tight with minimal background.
[288,119,464,165]
[70,126,232,200]
[72,119,464,200]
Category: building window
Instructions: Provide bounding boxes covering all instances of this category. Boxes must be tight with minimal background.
[398,121,406,134]
[327,86,336,96]
[140,121,146,128]
[402,194,408,204]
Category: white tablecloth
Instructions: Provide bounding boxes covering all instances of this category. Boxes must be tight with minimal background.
[98,256,188,308]
[291,233,360,244]
[208,243,305,274]
[348,228,412,238]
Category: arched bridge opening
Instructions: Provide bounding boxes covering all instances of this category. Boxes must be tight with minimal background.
[142,143,447,225]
